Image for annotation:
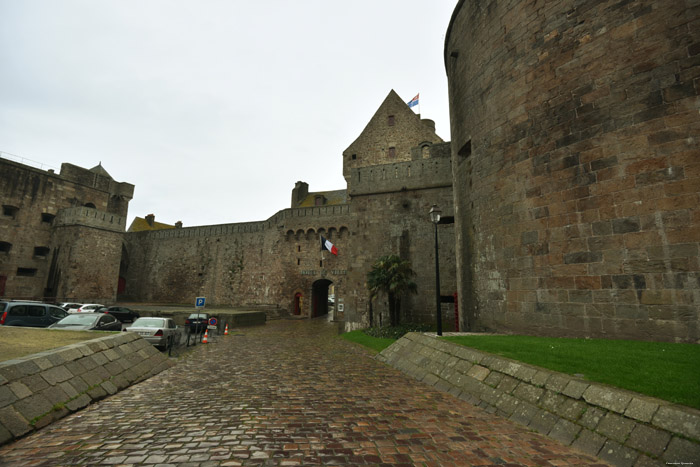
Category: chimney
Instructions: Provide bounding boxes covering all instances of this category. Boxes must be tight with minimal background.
[291,181,309,208]
[421,118,436,132]
[175,221,183,229]
[145,214,155,226]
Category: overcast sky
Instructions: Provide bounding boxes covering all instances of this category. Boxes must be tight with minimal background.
[0,0,457,228]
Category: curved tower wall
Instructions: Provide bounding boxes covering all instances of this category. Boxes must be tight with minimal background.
[445,0,699,341]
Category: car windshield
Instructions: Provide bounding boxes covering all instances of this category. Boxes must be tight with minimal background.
[131,318,165,328]
[56,314,99,325]
[188,314,207,319]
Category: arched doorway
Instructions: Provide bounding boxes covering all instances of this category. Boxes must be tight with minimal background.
[311,279,332,318]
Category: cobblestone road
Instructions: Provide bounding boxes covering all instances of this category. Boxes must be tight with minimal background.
[0,319,607,466]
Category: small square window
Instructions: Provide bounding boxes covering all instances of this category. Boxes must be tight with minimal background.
[3,205,19,218]
[34,246,50,258]
[41,213,55,223]
[351,154,357,160]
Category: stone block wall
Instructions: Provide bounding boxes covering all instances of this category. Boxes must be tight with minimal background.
[0,332,173,445]
[445,0,700,341]
[379,333,700,466]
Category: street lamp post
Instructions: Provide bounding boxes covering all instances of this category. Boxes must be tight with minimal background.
[430,204,443,336]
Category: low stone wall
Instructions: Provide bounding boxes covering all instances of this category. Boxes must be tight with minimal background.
[377,333,700,466]
[0,332,173,445]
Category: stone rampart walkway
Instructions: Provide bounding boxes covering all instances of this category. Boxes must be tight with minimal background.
[0,320,606,466]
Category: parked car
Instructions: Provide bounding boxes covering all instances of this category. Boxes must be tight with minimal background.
[49,312,122,331]
[125,317,178,350]
[75,303,105,313]
[58,302,82,312]
[98,306,140,323]
[184,313,210,335]
[0,301,68,327]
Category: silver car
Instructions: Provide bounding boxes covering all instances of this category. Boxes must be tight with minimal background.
[125,317,178,350]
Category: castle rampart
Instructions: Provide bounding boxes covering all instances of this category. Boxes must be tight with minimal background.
[445,0,699,342]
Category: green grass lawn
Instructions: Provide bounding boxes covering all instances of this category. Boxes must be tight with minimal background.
[341,330,700,409]
[442,335,700,409]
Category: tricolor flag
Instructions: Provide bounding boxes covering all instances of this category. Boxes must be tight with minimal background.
[321,236,338,256]
[407,93,419,108]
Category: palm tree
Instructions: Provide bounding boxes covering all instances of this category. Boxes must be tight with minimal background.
[366,255,417,326]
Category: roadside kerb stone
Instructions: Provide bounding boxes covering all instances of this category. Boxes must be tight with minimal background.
[377,332,700,466]
[0,332,173,445]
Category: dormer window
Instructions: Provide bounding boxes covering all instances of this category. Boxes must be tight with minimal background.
[314,196,325,206]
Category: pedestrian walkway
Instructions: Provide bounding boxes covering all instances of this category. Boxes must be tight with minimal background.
[0,320,607,466]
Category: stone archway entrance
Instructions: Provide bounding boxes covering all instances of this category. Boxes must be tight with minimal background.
[311,279,332,318]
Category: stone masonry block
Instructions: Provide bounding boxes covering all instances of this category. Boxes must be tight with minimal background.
[580,406,607,430]
[66,394,91,412]
[572,429,606,457]
[652,405,700,440]
[0,385,18,408]
[467,365,490,381]
[512,382,544,405]
[540,390,567,413]
[19,374,48,394]
[529,409,559,435]
[495,393,520,416]
[562,379,589,399]
[41,366,74,386]
[13,360,41,377]
[58,381,79,399]
[509,400,539,426]
[514,365,537,382]
[582,385,632,413]
[598,439,639,467]
[0,406,31,437]
[8,382,32,400]
[596,412,637,443]
[548,418,581,446]
[662,437,700,464]
[497,375,519,394]
[14,393,53,423]
[624,397,659,423]
[625,424,671,457]
[545,373,570,392]
[530,370,551,387]
[554,398,587,421]
[484,371,503,388]
[633,454,666,467]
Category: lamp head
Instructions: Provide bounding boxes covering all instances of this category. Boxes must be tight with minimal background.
[429,204,441,224]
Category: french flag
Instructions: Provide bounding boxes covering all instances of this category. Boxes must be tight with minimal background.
[407,93,419,108]
[321,236,338,256]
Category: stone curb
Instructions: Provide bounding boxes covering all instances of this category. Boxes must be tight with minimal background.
[0,333,174,446]
[377,333,700,467]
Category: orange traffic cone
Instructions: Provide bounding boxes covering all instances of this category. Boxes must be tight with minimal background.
[202,329,209,344]
[224,324,229,335]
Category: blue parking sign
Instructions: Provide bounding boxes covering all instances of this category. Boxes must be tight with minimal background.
[195,297,206,308]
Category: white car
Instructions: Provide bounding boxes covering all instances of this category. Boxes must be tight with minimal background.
[75,303,105,313]
[59,302,83,313]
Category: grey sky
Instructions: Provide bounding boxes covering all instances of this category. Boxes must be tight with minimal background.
[0,0,457,228]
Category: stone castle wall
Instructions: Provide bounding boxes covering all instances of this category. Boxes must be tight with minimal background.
[0,159,133,301]
[445,0,700,341]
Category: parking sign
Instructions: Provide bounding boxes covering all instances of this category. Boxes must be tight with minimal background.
[195,297,205,308]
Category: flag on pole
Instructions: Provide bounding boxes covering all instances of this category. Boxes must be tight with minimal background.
[407,93,419,108]
[320,236,338,256]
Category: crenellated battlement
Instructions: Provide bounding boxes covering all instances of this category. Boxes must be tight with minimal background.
[349,157,452,196]
[54,206,126,232]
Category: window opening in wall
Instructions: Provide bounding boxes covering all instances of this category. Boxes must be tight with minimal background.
[297,245,301,252]
[388,147,396,158]
[17,268,37,277]
[458,140,472,163]
[351,154,357,160]
[34,246,50,258]
[2,205,19,218]
[297,258,300,265]
[41,213,55,224]
[84,202,96,209]
[0,242,11,253]
[388,115,395,126]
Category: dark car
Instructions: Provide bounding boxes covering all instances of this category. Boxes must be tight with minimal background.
[49,312,122,331]
[0,301,68,327]
[98,306,140,323]
[185,313,210,335]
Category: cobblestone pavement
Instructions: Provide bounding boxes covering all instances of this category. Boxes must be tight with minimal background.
[0,319,607,466]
